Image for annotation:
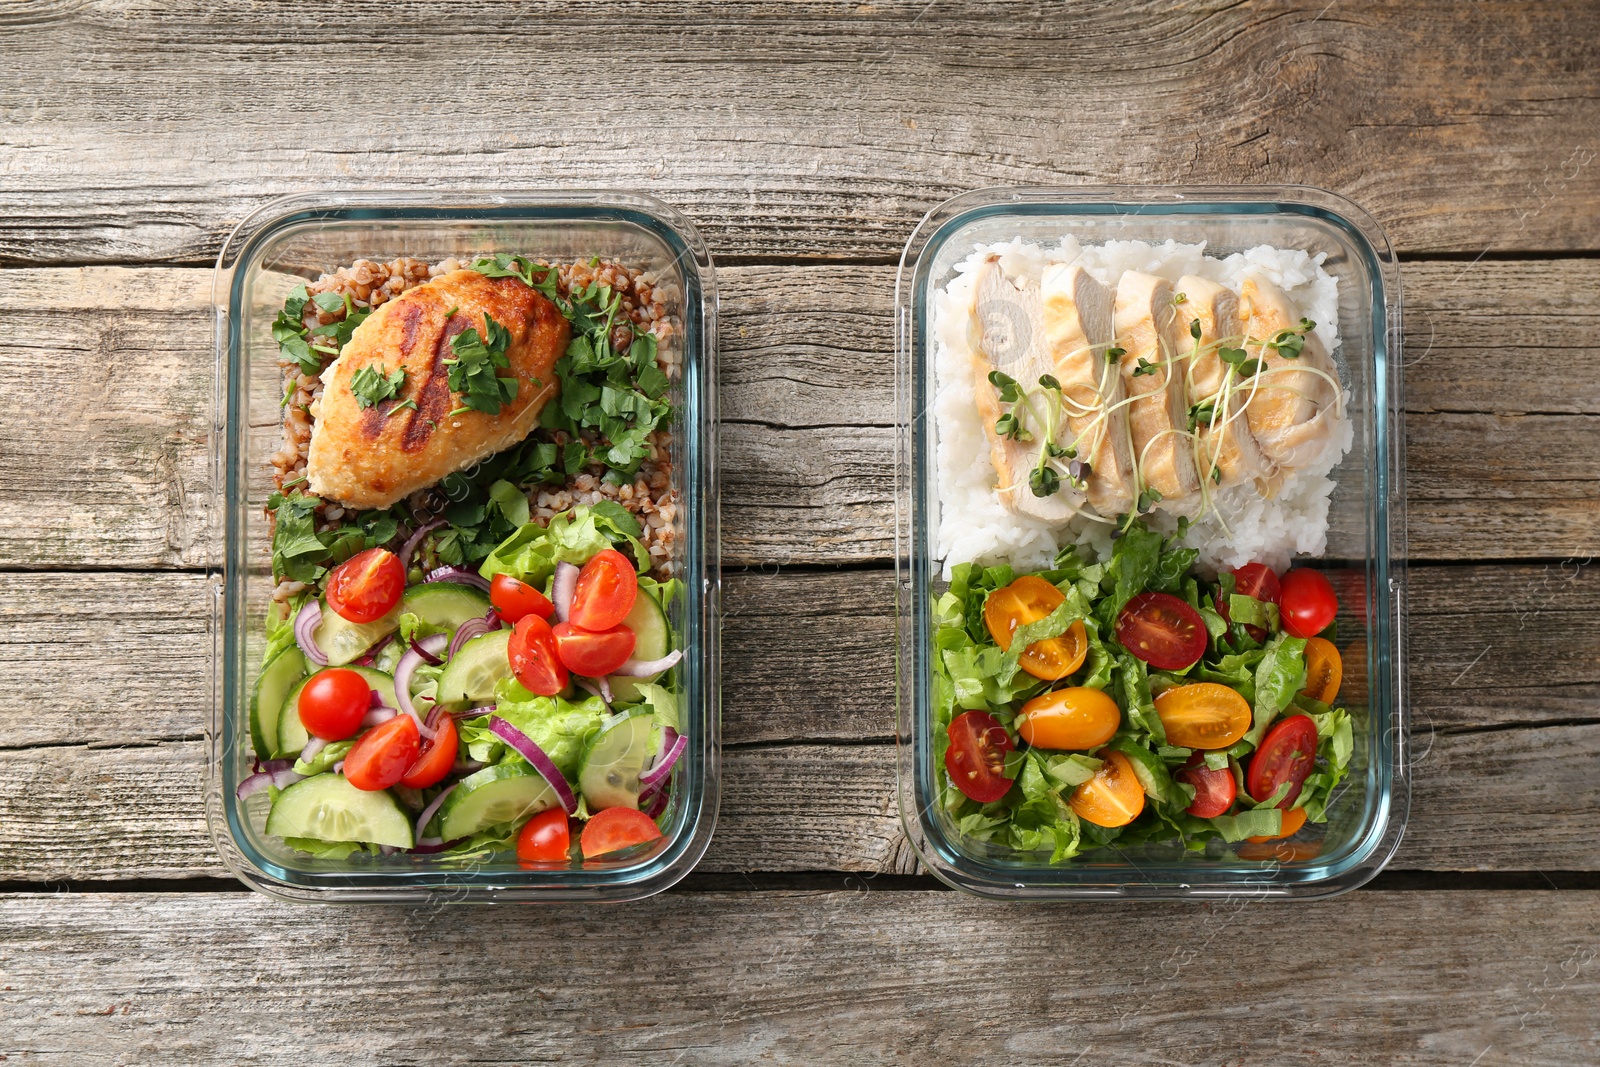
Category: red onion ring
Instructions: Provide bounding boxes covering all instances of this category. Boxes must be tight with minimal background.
[236,760,305,800]
[354,632,394,666]
[398,518,446,571]
[361,707,397,728]
[551,562,579,623]
[332,760,345,775]
[488,716,578,814]
[424,565,491,592]
[293,600,328,666]
[300,736,327,764]
[642,785,669,819]
[574,677,610,707]
[639,728,685,790]
[407,636,443,666]
[448,614,495,660]
[393,633,449,740]
[413,782,458,843]
[611,649,683,677]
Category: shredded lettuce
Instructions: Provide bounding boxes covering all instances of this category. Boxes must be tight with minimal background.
[477,504,649,588]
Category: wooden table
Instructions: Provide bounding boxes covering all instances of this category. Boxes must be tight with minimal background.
[2,2,1598,1062]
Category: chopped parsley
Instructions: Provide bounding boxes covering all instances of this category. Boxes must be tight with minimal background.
[444,314,519,416]
[349,364,406,409]
[266,490,400,584]
[271,284,371,376]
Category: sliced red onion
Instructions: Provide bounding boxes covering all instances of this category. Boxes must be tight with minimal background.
[409,837,464,855]
[238,759,306,799]
[354,632,394,666]
[408,636,443,666]
[552,562,578,622]
[643,786,669,819]
[451,705,494,719]
[639,728,686,790]
[448,614,495,660]
[489,716,578,814]
[424,565,491,592]
[452,758,486,774]
[294,600,328,666]
[394,633,449,735]
[361,707,397,728]
[598,674,613,703]
[574,677,610,707]
[378,845,398,857]
[332,760,345,775]
[300,736,327,764]
[413,782,458,842]
[424,703,449,732]
[611,649,683,677]
[398,518,446,570]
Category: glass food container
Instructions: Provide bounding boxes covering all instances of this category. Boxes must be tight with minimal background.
[206,191,719,903]
[894,186,1406,900]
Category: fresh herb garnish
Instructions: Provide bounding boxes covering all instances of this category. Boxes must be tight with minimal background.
[349,364,406,409]
[1267,319,1315,359]
[267,490,399,584]
[995,412,1029,441]
[1029,466,1061,498]
[987,370,1022,404]
[1136,486,1163,513]
[385,398,418,418]
[1187,400,1216,430]
[470,254,561,303]
[444,314,519,416]
[1219,346,1261,378]
[1106,345,1126,362]
[1189,318,1202,340]
[1132,357,1162,378]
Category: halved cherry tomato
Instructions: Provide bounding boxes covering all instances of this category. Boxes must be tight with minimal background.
[490,573,554,624]
[1247,714,1320,807]
[1174,753,1237,818]
[1231,562,1281,605]
[343,713,421,792]
[553,621,636,678]
[1301,636,1343,704]
[1069,749,1145,828]
[983,576,1089,681]
[1279,568,1338,639]
[517,807,572,864]
[399,713,458,789]
[580,806,663,859]
[1154,682,1252,750]
[1115,591,1207,670]
[325,547,405,624]
[1247,804,1309,843]
[944,710,1015,803]
[297,668,371,741]
[1235,837,1322,862]
[1016,687,1120,751]
[570,549,639,632]
[508,614,569,696]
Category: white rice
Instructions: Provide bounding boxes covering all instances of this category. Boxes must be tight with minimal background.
[932,238,1352,578]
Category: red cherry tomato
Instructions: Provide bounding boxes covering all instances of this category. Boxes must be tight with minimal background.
[508,614,568,696]
[1279,569,1339,639]
[490,573,554,624]
[343,714,421,792]
[1174,753,1238,818]
[296,668,372,741]
[580,806,664,859]
[553,621,636,678]
[1231,562,1282,604]
[325,547,405,624]
[399,713,458,789]
[517,807,572,864]
[1247,714,1320,807]
[1115,591,1208,671]
[944,710,1016,803]
[569,549,638,632]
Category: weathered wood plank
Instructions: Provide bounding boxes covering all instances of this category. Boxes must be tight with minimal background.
[1,2,1597,264]
[3,890,1598,1065]
[2,260,1598,568]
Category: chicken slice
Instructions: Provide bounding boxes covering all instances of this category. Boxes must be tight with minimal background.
[1113,271,1199,505]
[1175,274,1278,492]
[969,258,1080,524]
[1237,274,1341,470]
[307,269,571,510]
[1040,263,1136,519]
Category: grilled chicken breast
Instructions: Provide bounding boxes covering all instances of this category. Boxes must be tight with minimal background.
[1176,274,1277,492]
[306,269,571,510]
[1238,274,1340,470]
[969,258,1079,524]
[1040,263,1136,518]
[1113,271,1199,504]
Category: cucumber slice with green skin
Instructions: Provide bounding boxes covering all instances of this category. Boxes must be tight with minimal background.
[577,709,657,810]
[266,773,414,848]
[436,629,512,708]
[608,588,672,704]
[276,667,399,758]
[437,763,557,841]
[313,600,400,667]
[250,648,307,758]
[401,582,492,630]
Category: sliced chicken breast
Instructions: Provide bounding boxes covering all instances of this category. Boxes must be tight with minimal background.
[969,258,1079,523]
[1238,274,1341,470]
[1040,263,1135,519]
[1176,274,1277,492]
[1113,271,1199,505]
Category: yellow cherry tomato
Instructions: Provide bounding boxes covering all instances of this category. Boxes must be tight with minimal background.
[1153,682,1252,750]
[1069,750,1146,828]
[1301,637,1342,704]
[983,576,1088,681]
[1016,687,1122,751]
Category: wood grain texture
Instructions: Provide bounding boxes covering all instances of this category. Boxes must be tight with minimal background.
[3,890,1599,1065]
[0,2,1597,265]
[2,260,1598,568]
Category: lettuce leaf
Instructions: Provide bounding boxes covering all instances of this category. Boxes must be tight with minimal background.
[478,505,649,588]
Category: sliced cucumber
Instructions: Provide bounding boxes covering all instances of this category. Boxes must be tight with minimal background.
[276,666,399,758]
[435,629,512,708]
[250,648,307,758]
[577,709,658,810]
[313,600,401,667]
[609,588,672,704]
[437,763,557,840]
[401,582,492,630]
[266,773,413,848]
